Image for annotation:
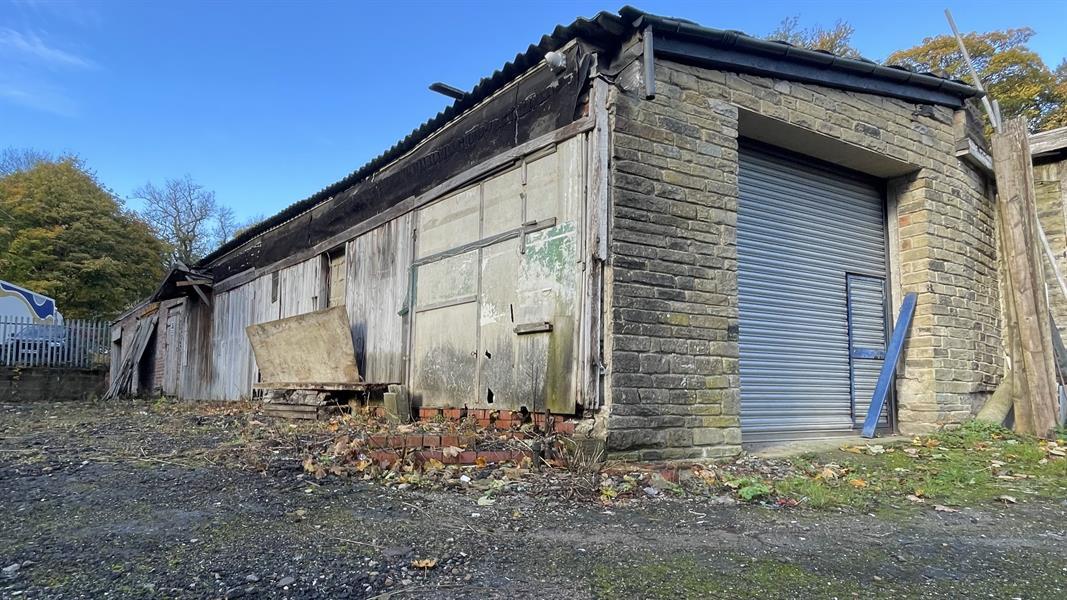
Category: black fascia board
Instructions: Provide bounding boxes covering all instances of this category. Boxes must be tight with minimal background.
[654,35,967,108]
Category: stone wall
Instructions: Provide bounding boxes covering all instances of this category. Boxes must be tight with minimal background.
[1034,158,1067,340]
[0,367,108,402]
[603,56,1001,459]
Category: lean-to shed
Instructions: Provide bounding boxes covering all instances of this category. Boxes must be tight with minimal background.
[114,6,1009,458]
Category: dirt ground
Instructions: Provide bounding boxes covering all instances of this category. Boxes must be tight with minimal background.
[2,400,1066,599]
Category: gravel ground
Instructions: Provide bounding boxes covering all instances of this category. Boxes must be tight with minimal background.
[2,399,1066,599]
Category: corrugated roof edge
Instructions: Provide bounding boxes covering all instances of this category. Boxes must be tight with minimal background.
[618,6,980,99]
[201,5,981,269]
[199,11,627,268]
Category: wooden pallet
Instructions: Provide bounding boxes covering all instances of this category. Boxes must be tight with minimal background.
[262,402,339,421]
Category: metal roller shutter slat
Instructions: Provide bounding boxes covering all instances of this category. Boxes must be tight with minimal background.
[738,146,888,441]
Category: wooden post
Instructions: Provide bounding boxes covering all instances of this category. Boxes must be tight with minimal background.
[991,118,1059,437]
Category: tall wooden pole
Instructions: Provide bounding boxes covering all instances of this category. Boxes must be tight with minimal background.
[991,118,1059,437]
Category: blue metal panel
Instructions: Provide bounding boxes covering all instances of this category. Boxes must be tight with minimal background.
[862,293,918,438]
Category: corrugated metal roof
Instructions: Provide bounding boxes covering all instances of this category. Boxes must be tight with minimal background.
[201,6,978,268]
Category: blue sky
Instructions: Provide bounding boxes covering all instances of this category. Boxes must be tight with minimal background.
[2,0,1065,222]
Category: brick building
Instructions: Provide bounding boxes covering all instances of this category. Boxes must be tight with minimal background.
[112,7,1003,458]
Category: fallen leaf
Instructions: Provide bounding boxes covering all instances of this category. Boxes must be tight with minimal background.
[865,445,886,455]
[903,448,920,458]
[818,467,840,480]
[411,558,438,569]
[933,505,958,513]
[905,494,926,504]
[475,456,488,468]
[441,446,463,458]
[477,495,495,506]
[924,439,941,448]
[998,495,1018,504]
[849,478,868,489]
[842,446,864,454]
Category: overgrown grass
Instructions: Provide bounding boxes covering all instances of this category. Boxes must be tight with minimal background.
[774,421,1067,510]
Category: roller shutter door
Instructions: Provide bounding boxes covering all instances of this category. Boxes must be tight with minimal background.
[737,145,889,441]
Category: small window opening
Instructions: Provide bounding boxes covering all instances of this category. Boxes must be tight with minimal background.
[486,388,494,404]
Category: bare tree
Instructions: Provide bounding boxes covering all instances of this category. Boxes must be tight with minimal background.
[0,147,81,177]
[132,175,232,265]
[767,17,862,59]
[233,213,265,238]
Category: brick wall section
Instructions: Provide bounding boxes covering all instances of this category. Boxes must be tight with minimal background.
[0,367,107,402]
[604,57,1001,457]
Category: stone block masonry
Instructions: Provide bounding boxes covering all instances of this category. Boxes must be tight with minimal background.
[603,56,1001,458]
[604,60,743,461]
[0,367,108,402]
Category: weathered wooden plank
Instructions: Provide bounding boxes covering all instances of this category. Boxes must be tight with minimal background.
[346,212,413,384]
[246,306,361,387]
[992,118,1060,437]
[1031,127,1067,157]
[207,117,595,291]
[253,382,392,391]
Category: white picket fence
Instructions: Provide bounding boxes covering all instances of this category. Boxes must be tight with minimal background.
[0,316,110,369]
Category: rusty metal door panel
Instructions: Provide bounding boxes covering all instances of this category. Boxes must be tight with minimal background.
[516,222,578,413]
[415,251,477,308]
[417,186,480,258]
[412,301,478,407]
[477,238,521,409]
[482,167,523,238]
[407,135,585,413]
[525,139,582,224]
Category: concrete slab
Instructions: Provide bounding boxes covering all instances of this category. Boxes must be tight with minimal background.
[745,435,911,458]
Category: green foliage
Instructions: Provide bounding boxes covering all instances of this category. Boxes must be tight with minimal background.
[733,478,771,501]
[774,477,843,509]
[0,157,168,318]
[887,29,1067,132]
[774,421,1067,509]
